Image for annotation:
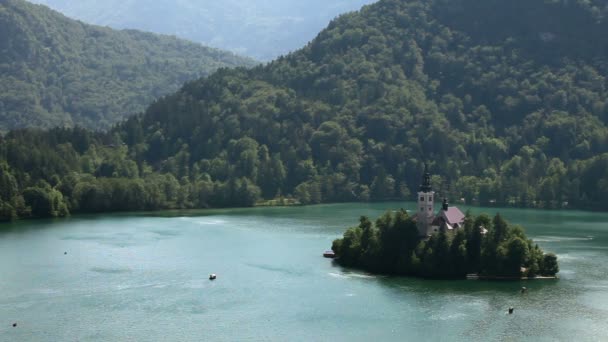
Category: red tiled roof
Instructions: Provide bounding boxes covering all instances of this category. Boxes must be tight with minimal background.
[442,207,465,225]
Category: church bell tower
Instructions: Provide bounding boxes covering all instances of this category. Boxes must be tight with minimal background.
[417,164,435,237]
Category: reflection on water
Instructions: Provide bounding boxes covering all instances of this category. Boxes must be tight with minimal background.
[0,202,607,341]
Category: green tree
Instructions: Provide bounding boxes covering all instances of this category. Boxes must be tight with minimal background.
[541,253,559,276]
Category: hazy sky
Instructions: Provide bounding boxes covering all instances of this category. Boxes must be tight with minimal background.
[29,0,378,60]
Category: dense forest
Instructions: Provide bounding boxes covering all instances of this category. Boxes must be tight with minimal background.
[332,211,559,278]
[28,0,377,61]
[0,0,255,131]
[1,0,608,221]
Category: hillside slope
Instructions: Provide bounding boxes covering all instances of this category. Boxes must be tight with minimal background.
[0,0,256,131]
[130,0,608,206]
[1,0,608,220]
[27,0,377,61]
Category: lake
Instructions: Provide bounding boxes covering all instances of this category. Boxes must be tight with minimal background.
[1,202,607,341]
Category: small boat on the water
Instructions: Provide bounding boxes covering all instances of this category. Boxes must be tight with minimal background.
[209,274,217,280]
[323,250,336,258]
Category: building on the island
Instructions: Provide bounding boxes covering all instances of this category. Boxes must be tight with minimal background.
[413,165,465,237]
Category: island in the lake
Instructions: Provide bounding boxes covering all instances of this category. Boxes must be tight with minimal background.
[331,167,559,279]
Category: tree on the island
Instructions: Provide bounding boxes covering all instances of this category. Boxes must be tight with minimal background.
[433,230,451,276]
[492,213,509,243]
[464,211,482,273]
[450,230,468,276]
[359,215,373,252]
[541,253,559,276]
[503,237,531,276]
[528,243,547,277]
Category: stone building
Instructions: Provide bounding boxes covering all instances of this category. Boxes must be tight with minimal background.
[414,166,465,237]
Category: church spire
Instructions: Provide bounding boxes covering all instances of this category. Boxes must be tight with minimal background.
[419,163,432,192]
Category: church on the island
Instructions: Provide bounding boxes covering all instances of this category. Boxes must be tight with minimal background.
[413,166,465,237]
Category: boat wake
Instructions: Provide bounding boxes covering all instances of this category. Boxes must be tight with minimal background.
[555,254,581,261]
[430,312,467,321]
[177,216,229,226]
[533,236,593,242]
[195,218,228,225]
[328,272,377,280]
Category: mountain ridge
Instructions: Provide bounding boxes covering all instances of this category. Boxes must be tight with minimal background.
[27,0,378,61]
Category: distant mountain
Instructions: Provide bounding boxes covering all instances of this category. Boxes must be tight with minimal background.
[2,0,608,221]
[27,0,378,61]
[0,0,256,131]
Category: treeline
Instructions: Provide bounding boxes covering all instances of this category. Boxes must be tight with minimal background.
[0,129,263,221]
[2,0,608,220]
[332,211,559,278]
[0,167,262,221]
[0,0,255,131]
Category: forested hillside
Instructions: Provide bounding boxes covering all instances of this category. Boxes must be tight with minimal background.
[0,0,255,131]
[28,0,377,61]
[2,0,608,221]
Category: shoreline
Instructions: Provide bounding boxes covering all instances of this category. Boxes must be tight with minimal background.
[1,200,605,226]
[329,262,560,281]
[468,274,559,281]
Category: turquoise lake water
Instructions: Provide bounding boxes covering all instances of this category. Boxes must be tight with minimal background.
[1,202,607,341]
